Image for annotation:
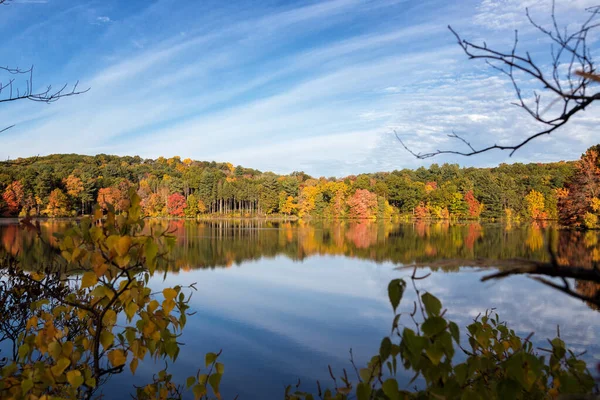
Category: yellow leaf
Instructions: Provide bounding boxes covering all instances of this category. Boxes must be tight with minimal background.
[115,236,132,257]
[26,316,38,330]
[100,331,114,349]
[48,341,62,360]
[163,288,178,301]
[148,300,159,314]
[94,263,109,278]
[102,309,117,327]
[115,254,131,268]
[51,358,71,376]
[81,271,98,289]
[125,302,139,320]
[66,370,84,388]
[107,349,127,367]
[130,358,139,375]
[162,299,176,316]
[31,272,45,281]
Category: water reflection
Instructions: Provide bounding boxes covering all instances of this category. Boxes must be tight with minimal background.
[2,219,599,271]
[1,219,600,398]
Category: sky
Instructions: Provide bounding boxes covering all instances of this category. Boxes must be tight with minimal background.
[0,0,598,177]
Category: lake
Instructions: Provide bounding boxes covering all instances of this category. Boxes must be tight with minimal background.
[1,219,599,399]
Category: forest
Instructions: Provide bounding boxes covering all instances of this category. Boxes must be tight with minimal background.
[0,145,598,226]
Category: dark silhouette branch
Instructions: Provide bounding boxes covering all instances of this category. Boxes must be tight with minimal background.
[0,2,90,133]
[400,2,600,159]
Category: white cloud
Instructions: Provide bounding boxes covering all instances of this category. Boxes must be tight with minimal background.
[0,0,597,175]
[96,16,112,24]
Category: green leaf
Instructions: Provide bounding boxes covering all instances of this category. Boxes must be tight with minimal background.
[208,373,222,394]
[18,344,30,360]
[215,362,224,375]
[382,379,400,400]
[454,363,468,385]
[421,292,442,317]
[21,378,33,394]
[425,345,444,366]
[186,376,196,389]
[421,316,447,337]
[496,379,519,399]
[205,352,218,367]
[145,239,158,265]
[379,337,392,361]
[449,321,460,344]
[192,383,207,399]
[356,382,371,400]
[387,279,406,313]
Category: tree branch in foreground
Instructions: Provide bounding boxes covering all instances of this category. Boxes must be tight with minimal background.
[399,2,600,159]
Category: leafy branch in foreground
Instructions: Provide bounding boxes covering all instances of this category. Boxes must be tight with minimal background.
[286,268,597,399]
[0,191,223,399]
[399,2,599,159]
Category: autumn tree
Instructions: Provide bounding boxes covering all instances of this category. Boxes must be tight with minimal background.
[525,189,547,220]
[346,189,378,219]
[1,181,24,216]
[63,175,84,214]
[44,188,70,217]
[279,192,297,216]
[97,187,118,211]
[167,193,186,217]
[559,147,600,228]
[0,192,223,399]
[464,190,483,219]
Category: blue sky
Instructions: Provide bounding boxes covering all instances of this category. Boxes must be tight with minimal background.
[0,0,597,176]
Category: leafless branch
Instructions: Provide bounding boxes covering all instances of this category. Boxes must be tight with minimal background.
[400,2,600,159]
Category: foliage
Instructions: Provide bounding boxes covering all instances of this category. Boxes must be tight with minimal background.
[0,191,223,399]
[464,190,483,219]
[2,181,24,216]
[167,193,187,217]
[347,189,378,219]
[525,190,547,220]
[286,276,596,400]
[45,188,71,217]
[559,147,600,228]
[0,153,579,220]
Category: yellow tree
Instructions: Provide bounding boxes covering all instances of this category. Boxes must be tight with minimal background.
[63,175,84,214]
[44,189,70,217]
[525,190,547,220]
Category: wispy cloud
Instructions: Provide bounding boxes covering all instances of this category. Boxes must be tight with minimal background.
[95,15,111,24]
[0,0,597,175]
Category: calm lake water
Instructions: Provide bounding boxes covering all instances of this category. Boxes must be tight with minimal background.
[1,219,599,399]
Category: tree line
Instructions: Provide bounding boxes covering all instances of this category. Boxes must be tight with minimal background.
[0,148,597,222]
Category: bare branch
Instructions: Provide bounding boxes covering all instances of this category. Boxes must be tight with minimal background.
[400,2,599,159]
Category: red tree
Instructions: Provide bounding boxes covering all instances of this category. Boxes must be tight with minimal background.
[167,193,186,217]
[346,189,378,219]
[414,202,429,220]
[464,190,483,218]
[2,181,24,216]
